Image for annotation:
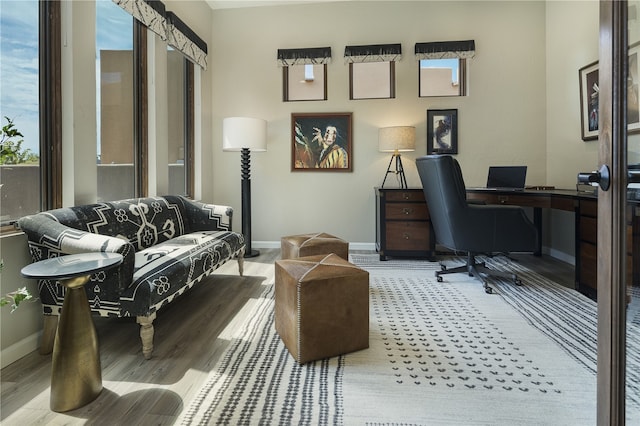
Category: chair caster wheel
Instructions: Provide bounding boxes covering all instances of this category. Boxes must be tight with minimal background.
[441,265,447,271]
[514,279,523,286]
[437,275,443,282]
[484,285,493,294]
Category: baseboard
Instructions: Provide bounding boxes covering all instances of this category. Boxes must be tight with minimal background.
[1,332,40,369]
[252,241,376,251]
[544,246,575,266]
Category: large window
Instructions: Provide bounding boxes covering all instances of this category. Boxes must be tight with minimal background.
[96,0,135,201]
[167,48,194,197]
[0,1,40,225]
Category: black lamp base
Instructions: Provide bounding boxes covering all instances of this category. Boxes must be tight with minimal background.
[244,249,260,258]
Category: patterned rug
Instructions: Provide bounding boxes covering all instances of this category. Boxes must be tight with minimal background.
[179,255,640,425]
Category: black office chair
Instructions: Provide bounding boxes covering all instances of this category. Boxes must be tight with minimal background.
[416,155,538,293]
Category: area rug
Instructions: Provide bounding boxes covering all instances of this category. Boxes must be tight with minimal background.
[179,255,640,425]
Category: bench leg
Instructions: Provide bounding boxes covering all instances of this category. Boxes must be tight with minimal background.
[40,314,58,355]
[238,257,244,277]
[136,313,156,360]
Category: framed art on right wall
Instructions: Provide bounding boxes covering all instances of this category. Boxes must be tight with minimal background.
[579,61,599,141]
[427,109,458,154]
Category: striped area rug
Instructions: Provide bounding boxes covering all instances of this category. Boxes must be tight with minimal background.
[179,254,640,425]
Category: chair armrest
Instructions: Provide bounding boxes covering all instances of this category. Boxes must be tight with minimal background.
[17,214,135,293]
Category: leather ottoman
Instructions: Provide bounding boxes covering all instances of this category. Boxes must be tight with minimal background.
[274,253,369,364]
[280,232,349,260]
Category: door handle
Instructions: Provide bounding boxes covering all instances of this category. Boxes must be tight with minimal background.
[577,164,610,191]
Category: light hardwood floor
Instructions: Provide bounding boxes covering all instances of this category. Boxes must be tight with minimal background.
[0,249,574,425]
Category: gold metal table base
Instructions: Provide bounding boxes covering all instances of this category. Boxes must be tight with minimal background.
[50,274,102,412]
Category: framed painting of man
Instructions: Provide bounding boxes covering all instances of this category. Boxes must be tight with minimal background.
[291,112,353,172]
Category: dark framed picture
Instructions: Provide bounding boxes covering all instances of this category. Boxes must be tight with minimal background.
[579,61,599,141]
[291,112,353,171]
[427,109,458,154]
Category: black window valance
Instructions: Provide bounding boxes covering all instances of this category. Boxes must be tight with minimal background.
[277,47,331,66]
[415,40,475,60]
[166,11,208,69]
[344,43,401,63]
[112,0,208,69]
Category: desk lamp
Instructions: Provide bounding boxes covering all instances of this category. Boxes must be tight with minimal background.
[223,117,267,258]
[379,126,416,189]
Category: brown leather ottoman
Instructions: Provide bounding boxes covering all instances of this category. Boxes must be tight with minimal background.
[274,253,369,364]
[280,232,349,260]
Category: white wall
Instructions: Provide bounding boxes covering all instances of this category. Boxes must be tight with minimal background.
[545,0,599,258]
[210,1,548,247]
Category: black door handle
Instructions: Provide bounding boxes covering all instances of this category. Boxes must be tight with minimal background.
[577,164,610,191]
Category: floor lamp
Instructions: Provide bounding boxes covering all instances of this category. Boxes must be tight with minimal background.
[223,117,267,258]
[379,126,416,189]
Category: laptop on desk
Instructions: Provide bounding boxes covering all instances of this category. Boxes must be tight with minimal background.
[485,166,527,191]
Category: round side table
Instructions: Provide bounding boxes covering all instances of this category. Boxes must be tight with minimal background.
[21,252,123,412]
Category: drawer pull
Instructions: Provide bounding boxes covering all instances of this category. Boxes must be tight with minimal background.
[403,232,410,240]
[403,208,414,215]
[403,193,410,200]
[498,196,508,204]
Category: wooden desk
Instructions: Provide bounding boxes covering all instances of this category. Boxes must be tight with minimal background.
[467,188,635,300]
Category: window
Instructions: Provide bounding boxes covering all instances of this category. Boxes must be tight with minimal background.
[96,0,135,201]
[0,0,41,226]
[345,43,401,100]
[278,47,331,102]
[415,40,475,98]
[419,58,465,97]
[167,48,194,197]
[283,64,327,102]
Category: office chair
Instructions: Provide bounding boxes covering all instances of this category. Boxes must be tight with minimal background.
[416,155,538,293]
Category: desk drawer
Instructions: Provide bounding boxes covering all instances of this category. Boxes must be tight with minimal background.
[386,190,425,202]
[385,203,429,220]
[579,242,597,291]
[579,216,597,244]
[386,221,430,250]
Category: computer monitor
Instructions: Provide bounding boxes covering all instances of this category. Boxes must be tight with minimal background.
[486,166,527,190]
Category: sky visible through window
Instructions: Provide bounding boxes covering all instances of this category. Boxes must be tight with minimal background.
[0,1,132,155]
[0,0,39,154]
[420,58,459,84]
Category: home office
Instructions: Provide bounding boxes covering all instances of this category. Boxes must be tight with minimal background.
[1,0,638,424]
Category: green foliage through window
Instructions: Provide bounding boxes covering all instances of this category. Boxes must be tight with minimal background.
[0,116,39,164]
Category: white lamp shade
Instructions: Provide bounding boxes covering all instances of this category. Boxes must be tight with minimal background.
[378,126,416,152]
[223,117,268,152]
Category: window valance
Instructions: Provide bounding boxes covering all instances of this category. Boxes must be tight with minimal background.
[277,47,332,66]
[344,43,401,63]
[112,0,167,41]
[166,12,208,69]
[415,40,475,60]
[111,0,208,69]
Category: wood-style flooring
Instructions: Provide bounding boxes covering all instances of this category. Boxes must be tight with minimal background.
[0,249,574,425]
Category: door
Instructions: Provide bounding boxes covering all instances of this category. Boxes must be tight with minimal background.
[597,1,629,424]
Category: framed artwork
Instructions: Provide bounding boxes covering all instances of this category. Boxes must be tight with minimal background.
[579,61,599,141]
[291,112,353,171]
[427,109,458,154]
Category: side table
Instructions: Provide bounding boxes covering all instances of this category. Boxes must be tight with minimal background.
[21,252,123,412]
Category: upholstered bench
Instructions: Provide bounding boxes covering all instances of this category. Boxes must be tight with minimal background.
[280,232,349,260]
[274,253,369,364]
[17,195,245,359]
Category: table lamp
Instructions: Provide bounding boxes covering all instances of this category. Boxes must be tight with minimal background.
[379,126,416,189]
[223,117,267,258]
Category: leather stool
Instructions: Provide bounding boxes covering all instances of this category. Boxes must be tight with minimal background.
[274,253,369,364]
[280,232,349,260]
